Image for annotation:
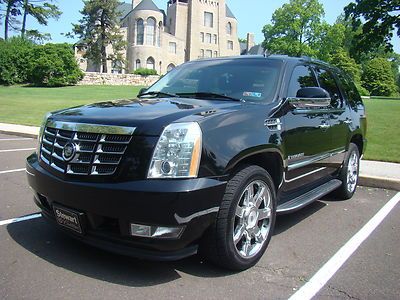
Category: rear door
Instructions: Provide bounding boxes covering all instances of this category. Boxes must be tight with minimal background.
[282,65,332,193]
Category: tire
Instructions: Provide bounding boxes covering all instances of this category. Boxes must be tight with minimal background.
[200,165,276,271]
[333,143,360,200]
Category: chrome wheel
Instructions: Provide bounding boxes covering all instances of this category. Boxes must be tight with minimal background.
[346,151,359,193]
[233,180,272,259]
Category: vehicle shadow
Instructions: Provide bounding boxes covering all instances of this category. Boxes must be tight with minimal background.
[6,217,235,287]
[274,200,327,235]
[7,199,329,287]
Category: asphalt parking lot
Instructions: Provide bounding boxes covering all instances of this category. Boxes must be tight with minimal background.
[0,133,399,300]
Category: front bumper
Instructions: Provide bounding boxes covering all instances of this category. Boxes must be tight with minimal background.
[26,154,226,260]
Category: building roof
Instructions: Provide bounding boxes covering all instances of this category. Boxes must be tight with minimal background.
[240,42,265,56]
[226,4,236,19]
[118,2,133,19]
[133,0,161,12]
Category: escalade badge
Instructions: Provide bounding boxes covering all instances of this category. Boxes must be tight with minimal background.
[62,142,76,161]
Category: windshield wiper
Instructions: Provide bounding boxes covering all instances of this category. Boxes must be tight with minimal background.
[139,91,179,98]
[176,92,242,102]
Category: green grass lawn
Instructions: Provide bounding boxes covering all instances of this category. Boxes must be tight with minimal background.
[0,85,141,126]
[363,99,400,163]
[0,86,399,163]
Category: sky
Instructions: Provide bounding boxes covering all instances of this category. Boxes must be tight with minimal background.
[3,0,400,53]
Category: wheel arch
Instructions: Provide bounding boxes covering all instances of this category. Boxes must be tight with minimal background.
[349,133,364,156]
[226,148,284,191]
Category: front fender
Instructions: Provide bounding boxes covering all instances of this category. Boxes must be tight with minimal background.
[197,104,284,177]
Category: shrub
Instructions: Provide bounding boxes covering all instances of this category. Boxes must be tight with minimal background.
[28,43,84,87]
[133,68,158,76]
[361,58,398,97]
[0,37,35,85]
[356,83,370,96]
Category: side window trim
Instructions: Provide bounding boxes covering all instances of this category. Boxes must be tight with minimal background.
[312,65,346,110]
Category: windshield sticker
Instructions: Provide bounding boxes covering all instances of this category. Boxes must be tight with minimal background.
[243,92,262,98]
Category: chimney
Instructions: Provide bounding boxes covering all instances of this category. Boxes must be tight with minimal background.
[247,33,255,52]
[132,0,141,8]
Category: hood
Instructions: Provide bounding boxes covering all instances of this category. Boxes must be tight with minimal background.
[50,98,246,136]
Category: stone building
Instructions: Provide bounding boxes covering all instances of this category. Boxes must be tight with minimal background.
[76,0,240,75]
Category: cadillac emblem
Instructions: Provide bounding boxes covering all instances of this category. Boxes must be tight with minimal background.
[62,142,76,161]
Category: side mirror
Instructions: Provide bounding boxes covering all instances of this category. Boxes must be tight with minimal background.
[138,87,147,97]
[288,87,331,109]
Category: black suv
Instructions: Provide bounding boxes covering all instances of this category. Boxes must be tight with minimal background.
[26,55,367,271]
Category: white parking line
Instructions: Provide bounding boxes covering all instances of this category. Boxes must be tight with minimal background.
[0,213,42,226]
[289,192,400,300]
[0,168,26,175]
[0,148,35,153]
[0,138,33,142]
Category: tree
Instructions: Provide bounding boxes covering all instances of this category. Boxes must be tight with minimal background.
[70,0,126,73]
[316,23,346,62]
[27,43,84,86]
[262,0,324,57]
[361,58,398,96]
[345,0,400,54]
[0,36,34,84]
[20,0,61,38]
[329,49,360,82]
[2,0,22,40]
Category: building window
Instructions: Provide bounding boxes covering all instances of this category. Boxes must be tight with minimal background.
[169,42,177,54]
[146,57,155,70]
[136,19,144,45]
[200,49,204,58]
[167,64,175,72]
[135,59,141,70]
[214,51,218,57]
[213,34,218,44]
[200,32,204,43]
[204,12,213,27]
[112,60,123,74]
[146,17,156,45]
[206,33,211,44]
[226,22,232,35]
[227,40,234,50]
[205,50,212,58]
[157,21,162,47]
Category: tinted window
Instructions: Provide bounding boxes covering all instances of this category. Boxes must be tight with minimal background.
[315,67,343,108]
[146,59,283,103]
[287,65,318,97]
[336,72,363,109]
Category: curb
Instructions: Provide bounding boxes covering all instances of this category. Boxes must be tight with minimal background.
[0,130,38,139]
[359,175,400,192]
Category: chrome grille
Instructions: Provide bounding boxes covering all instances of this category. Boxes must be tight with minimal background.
[39,124,134,176]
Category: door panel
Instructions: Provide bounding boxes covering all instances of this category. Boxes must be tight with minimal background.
[315,68,351,170]
[281,65,332,194]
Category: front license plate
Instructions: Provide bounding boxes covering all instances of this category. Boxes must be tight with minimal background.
[53,205,84,234]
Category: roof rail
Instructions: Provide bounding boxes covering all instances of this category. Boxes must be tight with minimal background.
[300,56,330,66]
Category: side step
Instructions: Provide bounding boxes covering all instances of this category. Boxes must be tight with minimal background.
[277,179,342,214]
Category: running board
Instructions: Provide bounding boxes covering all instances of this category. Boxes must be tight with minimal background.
[277,179,342,214]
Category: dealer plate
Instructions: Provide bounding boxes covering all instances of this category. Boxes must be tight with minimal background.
[53,205,84,234]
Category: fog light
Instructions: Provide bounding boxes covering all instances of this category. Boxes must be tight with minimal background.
[130,223,184,239]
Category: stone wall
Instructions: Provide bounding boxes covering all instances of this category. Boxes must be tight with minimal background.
[79,72,160,86]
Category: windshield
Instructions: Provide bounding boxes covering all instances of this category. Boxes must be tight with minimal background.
[146,58,283,103]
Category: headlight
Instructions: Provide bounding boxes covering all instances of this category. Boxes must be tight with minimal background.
[37,112,52,155]
[147,122,202,179]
